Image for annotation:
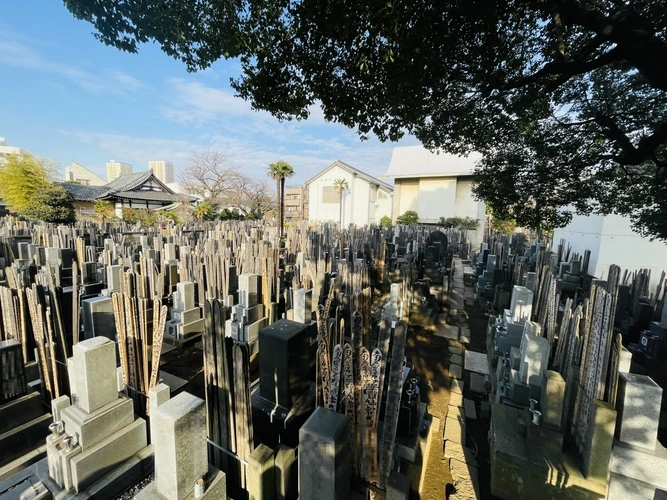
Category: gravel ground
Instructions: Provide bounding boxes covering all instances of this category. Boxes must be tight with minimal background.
[117,474,153,499]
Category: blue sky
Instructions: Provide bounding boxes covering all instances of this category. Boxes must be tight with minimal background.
[0,2,418,185]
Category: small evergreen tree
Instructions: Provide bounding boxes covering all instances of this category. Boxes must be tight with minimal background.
[23,185,76,224]
[396,210,419,225]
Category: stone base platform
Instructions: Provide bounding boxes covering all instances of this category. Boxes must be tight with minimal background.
[0,445,153,500]
[135,466,226,500]
[490,404,607,500]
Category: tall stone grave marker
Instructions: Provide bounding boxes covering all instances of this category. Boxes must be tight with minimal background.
[46,337,147,493]
[298,407,350,500]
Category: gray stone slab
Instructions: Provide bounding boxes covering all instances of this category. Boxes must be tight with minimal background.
[449,346,462,355]
[152,392,207,500]
[449,364,463,380]
[70,417,147,493]
[71,337,118,414]
[443,417,465,446]
[450,354,463,366]
[444,441,478,468]
[470,373,487,396]
[299,407,350,500]
[274,444,296,500]
[610,442,667,491]
[248,444,275,500]
[460,335,470,345]
[435,324,459,340]
[449,379,464,394]
[464,399,477,420]
[464,350,489,375]
[616,373,662,450]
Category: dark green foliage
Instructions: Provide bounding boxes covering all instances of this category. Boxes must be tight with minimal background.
[63,0,667,239]
[23,185,76,224]
[122,208,158,226]
[220,208,244,220]
[396,210,419,225]
[440,216,479,230]
[379,215,392,228]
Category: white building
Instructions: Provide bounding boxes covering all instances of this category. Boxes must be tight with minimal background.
[148,160,174,184]
[65,161,106,186]
[382,145,486,247]
[306,160,393,227]
[106,161,133,182]
[553,213,667,290]
[0,137,26,163]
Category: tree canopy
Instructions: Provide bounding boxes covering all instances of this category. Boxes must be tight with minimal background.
[23,185,76,225]
[0,153,53,213]
[64,0,667,239]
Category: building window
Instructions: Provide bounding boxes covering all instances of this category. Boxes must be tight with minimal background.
[286,206,298,212]
[322,186,341,203]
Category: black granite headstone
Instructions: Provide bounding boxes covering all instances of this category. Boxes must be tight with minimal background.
[0,339,27,404]
[258,319,310,410]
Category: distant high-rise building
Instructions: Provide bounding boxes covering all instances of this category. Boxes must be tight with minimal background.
[148,160,174,184]
[65,161,106,186]
[106,161,133,182]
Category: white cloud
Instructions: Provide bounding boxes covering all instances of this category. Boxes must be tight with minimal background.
[0,38,147,96]
[58,128,409,185]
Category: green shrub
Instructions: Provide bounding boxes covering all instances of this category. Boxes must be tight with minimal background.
[380,215,392,228]
[22,185,75,224]
[396,210,419,225]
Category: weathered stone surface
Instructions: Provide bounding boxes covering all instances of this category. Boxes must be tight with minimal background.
[469,373,487,396]
[582,400,616,483]
[449,455,480,500]
[435,324,459,340]
[71,337,118,414]
[450,354,463,366]
[464,399,477,420]
[616,373,662,451]
[274,444,296,500]
[152,392,207,500]
[299,407,350,500]
[70,418,147,493]
[61,397,134,451]
[387,470,410,500]
[449,392,464,407]
[540,370,565,429]
[610,442,667,491]
[447,405,465,424]
[443,417,466,446]
[449,364,463,380]
[248,444,275,500]
[449,379,464,394]
[449,346,463,355]
[444,440,478,468]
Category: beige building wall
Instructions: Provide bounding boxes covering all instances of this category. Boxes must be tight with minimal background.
[106,161,133,182]
[65,161,106,186]
[149,160,175,184]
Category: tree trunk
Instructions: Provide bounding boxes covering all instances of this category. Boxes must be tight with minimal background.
[339,188,343,227]
[275,176,281,233]
[280,176,286,237]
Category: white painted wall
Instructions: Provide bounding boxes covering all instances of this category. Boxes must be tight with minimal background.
[553,213,667,290]
[391,176,485,248]
[308,165,390,226]
[418,178,457,223]
[396,180,419,217]
[455,179,486,249]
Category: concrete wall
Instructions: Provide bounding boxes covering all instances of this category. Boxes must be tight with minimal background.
[455,178,486,249]
[418,178,457,223]
[553,213,667,290]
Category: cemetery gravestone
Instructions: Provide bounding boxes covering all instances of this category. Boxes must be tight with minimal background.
[299,407,351,500]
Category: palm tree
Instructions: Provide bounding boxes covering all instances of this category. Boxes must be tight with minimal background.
[267,161,295,237]
[333,178,349,227]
